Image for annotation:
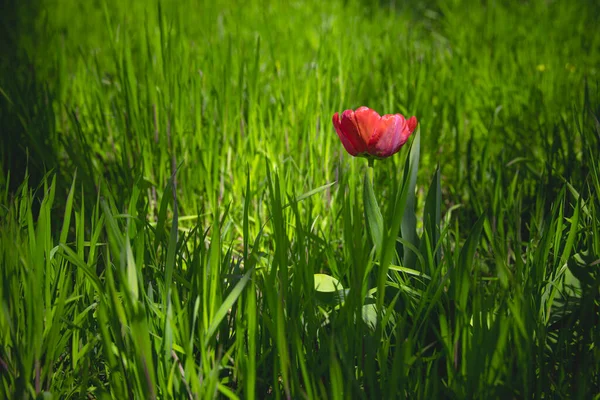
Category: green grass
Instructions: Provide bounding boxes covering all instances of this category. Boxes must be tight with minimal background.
[1,0,600,398]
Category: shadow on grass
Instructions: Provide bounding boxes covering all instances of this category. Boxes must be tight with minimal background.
[0,0,60,195]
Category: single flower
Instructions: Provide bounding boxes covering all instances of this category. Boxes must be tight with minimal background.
[332,106,417,159]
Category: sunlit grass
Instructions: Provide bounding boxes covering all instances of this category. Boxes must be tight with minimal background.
[1,0,599,398]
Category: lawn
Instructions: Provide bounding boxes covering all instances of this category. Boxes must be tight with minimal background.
[1,0,599,398]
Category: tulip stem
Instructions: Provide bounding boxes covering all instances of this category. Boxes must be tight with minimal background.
[363,158,383,258]
[367,157,375,168]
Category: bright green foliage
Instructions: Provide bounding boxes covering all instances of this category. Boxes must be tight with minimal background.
[1,0,599,398]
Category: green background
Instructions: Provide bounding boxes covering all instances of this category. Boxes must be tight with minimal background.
[1,0,599,398]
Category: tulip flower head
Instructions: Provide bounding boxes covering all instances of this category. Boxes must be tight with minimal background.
[332,107,417,160]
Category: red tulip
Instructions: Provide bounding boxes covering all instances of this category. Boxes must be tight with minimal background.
[332,106,417,159]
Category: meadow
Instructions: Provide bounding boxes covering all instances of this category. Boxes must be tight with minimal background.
[1,0,599,398]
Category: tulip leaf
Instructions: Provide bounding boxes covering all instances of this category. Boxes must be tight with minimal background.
[314,273,347,306]
[314,273,343,293]
[420,167,441,273]
[376,127,420,312]
[401,127,420,270]
[362,303,378,330]
[364,166,384,255]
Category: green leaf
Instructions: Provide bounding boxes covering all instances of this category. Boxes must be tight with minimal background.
[421,167,441,271]
[401,126,420,270]
[363,167,383,254]
[362,303,378,330]
[59,173,76,246]
[205,268,253,342]
[376,127,420,312]
[455,212,486,310]
[314,273,343,292]
[282,181,336,210]
[560,196,580,267]
[314,273,347,305]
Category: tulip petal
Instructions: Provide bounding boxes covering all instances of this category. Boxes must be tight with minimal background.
[368,114,405,158]
[332,107,416,159]
[353,106,381,144]
[333,112,361,156]
[407,116,418,133]
[338,109,368,154]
